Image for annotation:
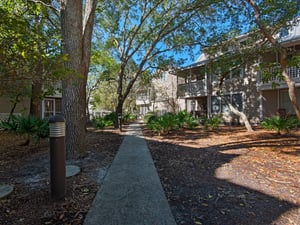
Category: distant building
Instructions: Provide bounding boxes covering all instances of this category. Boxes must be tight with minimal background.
[136,70,185,116]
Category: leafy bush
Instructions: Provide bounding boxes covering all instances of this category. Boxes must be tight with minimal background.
[92,116,113,129]
[0,115,49,143]
[184,115,199,129]
[146,112,179,135]
[146,116,164,135]
[143,112,157,123]
[104,112,117,122]
[122,113,137,123]
[176,110,198,129]
[261,116,299,134]
[202,115,222,130]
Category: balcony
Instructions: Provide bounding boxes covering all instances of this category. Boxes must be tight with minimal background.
[136,95,151,105]
[257,66,300,90]
[177,80,207,98]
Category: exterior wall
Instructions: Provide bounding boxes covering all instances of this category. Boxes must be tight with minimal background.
[262,88,300,117]
[0,96,30,121]
[262,90,279,117]
[136,70,185,116]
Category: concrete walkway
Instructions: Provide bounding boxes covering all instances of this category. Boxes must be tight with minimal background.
[84,122,177,225]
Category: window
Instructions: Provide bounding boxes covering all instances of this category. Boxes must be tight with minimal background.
[211,93,243,114]
[43,98,62,118]
[231,66,245,79]
[211,96,221,113]
[232,94,243,112]
[221,95,230,113]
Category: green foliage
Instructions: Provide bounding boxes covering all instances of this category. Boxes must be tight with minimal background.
[184,115,199,129]
[0,1,64,99]
[146,113,177,136]
[202,115,222,130]
[146,111,199,135]
[261,116,299,135]
[177,110,199,129]
[104,112,117,122]
[143,112,157,124]
[0,115,49,143]
[92,116,113,129]
[122,113,137,123]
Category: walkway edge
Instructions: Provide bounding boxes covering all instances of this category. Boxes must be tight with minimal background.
[84,122,177,225]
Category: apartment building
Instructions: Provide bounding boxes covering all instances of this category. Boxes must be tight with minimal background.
[176,23,300,124]
[136,71,185,116]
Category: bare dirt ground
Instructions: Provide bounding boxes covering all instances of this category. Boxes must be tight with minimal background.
[0,124,300,225]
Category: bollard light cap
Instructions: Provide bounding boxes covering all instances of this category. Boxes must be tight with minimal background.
[49,114,65,123]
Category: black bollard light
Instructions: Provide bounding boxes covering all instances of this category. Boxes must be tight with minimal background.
[49,114,66,200]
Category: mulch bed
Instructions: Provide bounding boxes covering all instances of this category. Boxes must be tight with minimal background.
[144,126,300,225]
[0,124,300,225]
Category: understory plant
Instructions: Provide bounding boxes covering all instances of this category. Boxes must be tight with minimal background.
[146,111,199,135]
[0,115,49,144]
[202,115,222,130]
[177,110,198,129]
[92,116,113,129]
[261,115,299,135]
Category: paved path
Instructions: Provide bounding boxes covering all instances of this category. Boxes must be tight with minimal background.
[84,122,177,225]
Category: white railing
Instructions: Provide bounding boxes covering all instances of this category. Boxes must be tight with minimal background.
[261,66,300,83]
[177,80,207,97]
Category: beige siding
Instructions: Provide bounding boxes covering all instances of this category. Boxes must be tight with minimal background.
[0,96,30,121]
[262,90,278,117]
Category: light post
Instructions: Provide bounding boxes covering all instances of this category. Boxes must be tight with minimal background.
[49,115,66,200]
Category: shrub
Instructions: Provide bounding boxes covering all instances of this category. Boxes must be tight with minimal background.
[92,116,113,129]
[261,116,299,134]
[146,113,179,135]
[143,112,157,123]
[0,115,49,144]
[184,116,199,129]
[176,110,198,129]
[202,115,222,130]
[146,116,164,135]
[104,112,117,122]
[122,113,136,123]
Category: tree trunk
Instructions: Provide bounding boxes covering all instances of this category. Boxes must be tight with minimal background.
[280,51,300,120]
[60,0,97,159]
[115,100,123,131]
[221,96,254,132]
[30,81,42,118]
[115,70,124,128]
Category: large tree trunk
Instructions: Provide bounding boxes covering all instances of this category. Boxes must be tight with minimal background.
[60,0,97,159]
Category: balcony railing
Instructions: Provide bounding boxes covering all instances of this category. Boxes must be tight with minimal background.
[258,66,300,90]
[136,95,151,105]
[177,80,207,98]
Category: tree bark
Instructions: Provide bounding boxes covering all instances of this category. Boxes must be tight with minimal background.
[30,79,42,118]
[221,96,254,132]
[60,0,97,159]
